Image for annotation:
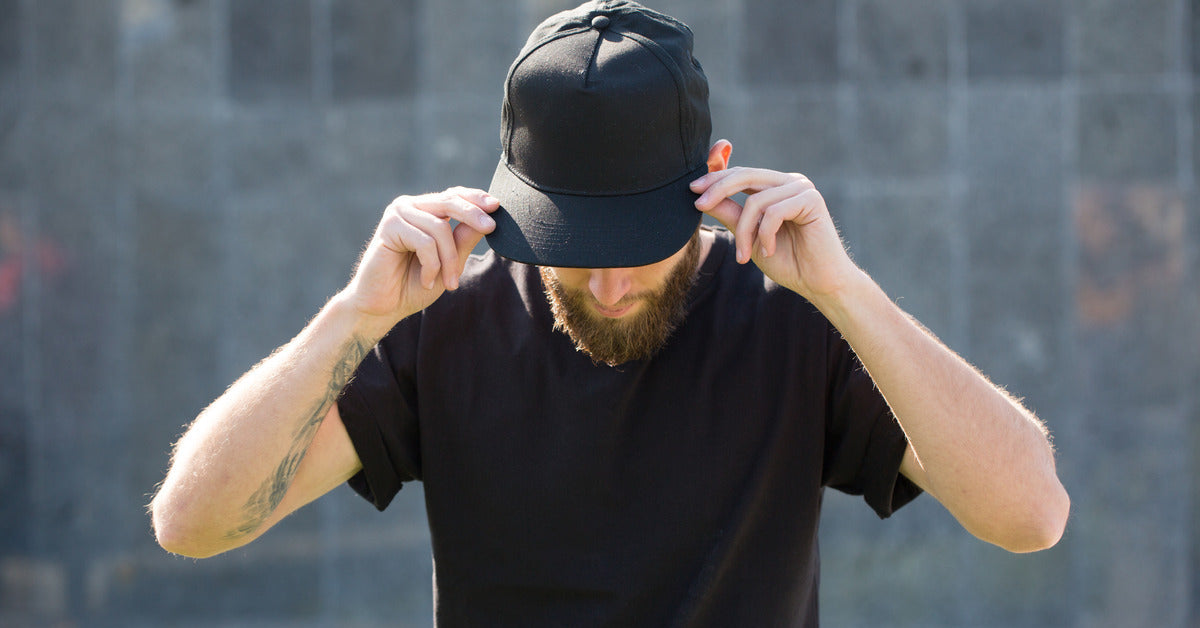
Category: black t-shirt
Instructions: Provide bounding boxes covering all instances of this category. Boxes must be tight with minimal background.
[337,227,921,627]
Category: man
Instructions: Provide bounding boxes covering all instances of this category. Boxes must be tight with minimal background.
[150,1,1069,625]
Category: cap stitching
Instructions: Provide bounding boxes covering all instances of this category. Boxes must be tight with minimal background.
[620,31,694,172]
[502,26,594,161]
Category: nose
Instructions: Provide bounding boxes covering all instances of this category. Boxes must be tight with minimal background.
[588,269,633,306]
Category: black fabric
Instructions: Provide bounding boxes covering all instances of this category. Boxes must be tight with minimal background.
[337,228,921,627]
[486,0,711,268]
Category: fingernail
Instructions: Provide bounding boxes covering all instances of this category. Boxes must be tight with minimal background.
[760,245,769,258]
[478,214,495,229]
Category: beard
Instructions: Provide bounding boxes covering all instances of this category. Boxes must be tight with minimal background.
[539,233,701,366]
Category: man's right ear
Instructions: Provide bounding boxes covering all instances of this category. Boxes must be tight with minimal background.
[706,139,733,173]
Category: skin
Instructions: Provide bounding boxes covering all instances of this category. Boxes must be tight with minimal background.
[150,141,1068,559]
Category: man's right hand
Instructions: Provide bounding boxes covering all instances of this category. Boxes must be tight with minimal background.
[344,187,499,326]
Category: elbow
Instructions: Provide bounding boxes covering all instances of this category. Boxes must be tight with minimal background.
[989,481,1071,554]
[150,495,234,559]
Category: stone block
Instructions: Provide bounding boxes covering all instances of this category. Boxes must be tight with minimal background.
[0,198,27,410]
[26,214,128,562]
[324,519,434,624]
[854,0,949,82]
[29,0,118,100]
[422,0,523,97]
[966,86,1062,188]
[0,558,68,620]
[1070,403,1190,627]
[1073,184,1189,406]
[229,0,312,103]
[127,107,216,205]
[853,87,948,177]
[741,0,838,86]
[735,90,845,182]
[1192,1,1200,76]
[227,108,321,197]
[964,88,1066,409]
[821,493,978,626]
[104,551,323,622]
[0,0,18,81]
[966,0,1064,80]
[331,0,418,101]
[966,182,1068,415]
[425,101,502,193]
[0,395,29,554]
[321,103,422,193]
[1075,0,1172,77]
[844,187,958,342]
[130,194,227,502]
[1079,92,1175,182]
[825,478,1071,625]
[650,0,737,94]
[125,0,217,104]
[224,188,368,371]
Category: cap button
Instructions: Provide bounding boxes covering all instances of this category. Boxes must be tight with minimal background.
[590,15,611,30]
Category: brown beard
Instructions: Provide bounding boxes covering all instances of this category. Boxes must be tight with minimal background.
[539,233,701,366]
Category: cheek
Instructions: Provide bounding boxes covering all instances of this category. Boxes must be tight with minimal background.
[550,269,591,293]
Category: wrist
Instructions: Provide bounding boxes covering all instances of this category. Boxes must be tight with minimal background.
[804,268,882,329]
[327,290,402,342]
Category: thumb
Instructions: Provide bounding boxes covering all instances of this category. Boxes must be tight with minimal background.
[452,221,489,270]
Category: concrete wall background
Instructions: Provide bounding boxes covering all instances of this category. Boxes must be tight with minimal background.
[0,0,1196,626]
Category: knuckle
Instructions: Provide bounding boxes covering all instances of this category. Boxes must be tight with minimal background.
[386,195,412,214]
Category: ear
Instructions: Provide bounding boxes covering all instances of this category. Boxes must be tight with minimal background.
[706,139,732,173]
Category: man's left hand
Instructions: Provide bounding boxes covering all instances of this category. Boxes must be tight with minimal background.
[691,167,859,302]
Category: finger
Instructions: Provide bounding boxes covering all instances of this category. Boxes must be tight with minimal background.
[734,182,798,264]
[386,216,442,290]
[691,167,802,212]
[446,186,502,215]
[756,182,818,257]
[400,204,460,290]
[421,189,500,232]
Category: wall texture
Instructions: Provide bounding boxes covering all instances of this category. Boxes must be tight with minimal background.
[0,0,1197,626]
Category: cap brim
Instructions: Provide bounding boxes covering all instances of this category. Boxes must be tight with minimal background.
[485,160,707,268]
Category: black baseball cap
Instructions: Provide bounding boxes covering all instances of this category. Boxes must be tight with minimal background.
[486,0,711,268]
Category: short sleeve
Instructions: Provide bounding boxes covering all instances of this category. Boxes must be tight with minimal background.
[821,322,922,518]
[337,317,423,511]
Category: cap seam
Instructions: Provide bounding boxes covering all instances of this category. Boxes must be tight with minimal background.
[619,30,694,173]
[502,159,706,198]
[502,26,594,160]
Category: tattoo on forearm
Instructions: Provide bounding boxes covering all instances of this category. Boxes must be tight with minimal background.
[224,335,372,540]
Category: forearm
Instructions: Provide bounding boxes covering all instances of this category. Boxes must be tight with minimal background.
[151,293,392,556]
[811,270,1069,552]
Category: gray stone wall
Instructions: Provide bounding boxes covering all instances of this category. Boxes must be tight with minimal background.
[0,0,1196,626]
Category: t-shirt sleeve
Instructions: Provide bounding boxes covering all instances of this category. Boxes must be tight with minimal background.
[337,317,423,511]
[821,322,922,518]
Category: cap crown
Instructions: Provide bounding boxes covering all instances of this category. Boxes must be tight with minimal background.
[499,0,711,196]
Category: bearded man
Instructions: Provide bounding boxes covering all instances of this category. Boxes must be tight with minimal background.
[150,2,1069,626]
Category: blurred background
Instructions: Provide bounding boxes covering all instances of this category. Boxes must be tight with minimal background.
[0,0,1196,626]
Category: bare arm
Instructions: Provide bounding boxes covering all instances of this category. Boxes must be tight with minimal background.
[692,150,1069,552]
[813,272,1067,552]
[150,188,499,558]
